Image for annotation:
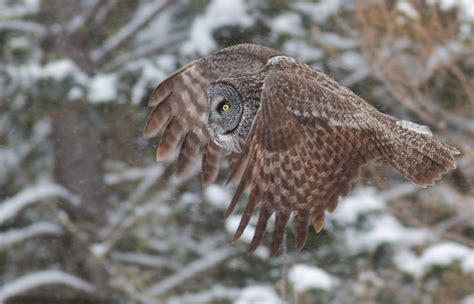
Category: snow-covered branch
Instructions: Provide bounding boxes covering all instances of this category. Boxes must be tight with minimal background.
[99,165,164,239]
[104,32,187,71]
[0,222,62,250]
[0,183,80,226]
[90,0,173,63]
[147,247,235,296]
[0,270,96,302]
[111,251,180,270]
[104,165,164,185]
[0,118,52,183]
[66,0,103,34]
[91,201,172,259]
[0,1,40,19]
[0,20,46,35]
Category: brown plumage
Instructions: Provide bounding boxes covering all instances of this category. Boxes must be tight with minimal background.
[144,44,459,256]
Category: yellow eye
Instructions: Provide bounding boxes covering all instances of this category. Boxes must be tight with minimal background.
[220,101,231,112]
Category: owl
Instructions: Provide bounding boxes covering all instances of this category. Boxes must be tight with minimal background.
[144,44,459,256]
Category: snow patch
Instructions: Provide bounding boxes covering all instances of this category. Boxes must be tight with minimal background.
[462,295,474,304]
[5,60,88,89]
[395,242,474,278]
[289,264,335,292]
[339,51,366,71]
[344,214,433,253]
[0,0,41,19]
[41,59,87,82]
[461,253,474,273]
[182,0,254,55]
[294,0,343,24]
[271,12,305,37]
[318,32,357,49]
[88,74,118,103]
[204,184,232,209]
[397,1,419,18]
[428,0,474,21]
[90,243,108,258]
[67,86,84,100]
[225,215,255,243]
[332,188,385,225]
[421,242,472,268]
[235,285,281,304]
[282,40,323,62]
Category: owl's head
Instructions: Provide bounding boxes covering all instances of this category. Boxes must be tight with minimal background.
[207,79,261,153]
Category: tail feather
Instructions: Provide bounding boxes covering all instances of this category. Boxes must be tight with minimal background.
[385,121,459,187]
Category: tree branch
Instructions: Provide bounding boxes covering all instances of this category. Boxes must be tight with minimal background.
[147,247,236,296]
[90,0,173,64]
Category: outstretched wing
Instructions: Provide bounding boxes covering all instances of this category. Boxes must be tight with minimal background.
[226,59,388,256]
[144,44,282,185]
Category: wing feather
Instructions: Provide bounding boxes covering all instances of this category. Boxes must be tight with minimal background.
[144,44,282,181]
[226,64,387,254]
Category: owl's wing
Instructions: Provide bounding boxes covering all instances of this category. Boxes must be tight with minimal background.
[144,44,282,185]
[226,61,388,256]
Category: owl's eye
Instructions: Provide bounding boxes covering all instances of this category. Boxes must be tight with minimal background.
[218,101,231,112]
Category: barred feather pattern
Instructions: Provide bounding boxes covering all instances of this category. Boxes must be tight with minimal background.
[225,71,386,255]
[385,122,459,187]
[144,44,459,255]
[143,44,282,185]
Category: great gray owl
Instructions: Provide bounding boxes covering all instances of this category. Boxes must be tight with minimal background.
[144,44,459,256]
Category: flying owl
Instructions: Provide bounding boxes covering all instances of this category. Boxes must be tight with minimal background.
[144,44,459,256]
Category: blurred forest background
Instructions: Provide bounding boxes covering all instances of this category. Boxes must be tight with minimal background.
[1,0,473,303]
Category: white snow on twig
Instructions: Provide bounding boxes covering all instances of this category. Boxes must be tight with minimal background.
[90,0,172,62]
[289,264,336,293]
[104,165,164,185]
[0,270,96,302]
[0,222,62,250]
[0,183,80,225]
[0,20,46,35]
[147,247,235,296]
[0,118,51,183]
[111,251,180,270]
